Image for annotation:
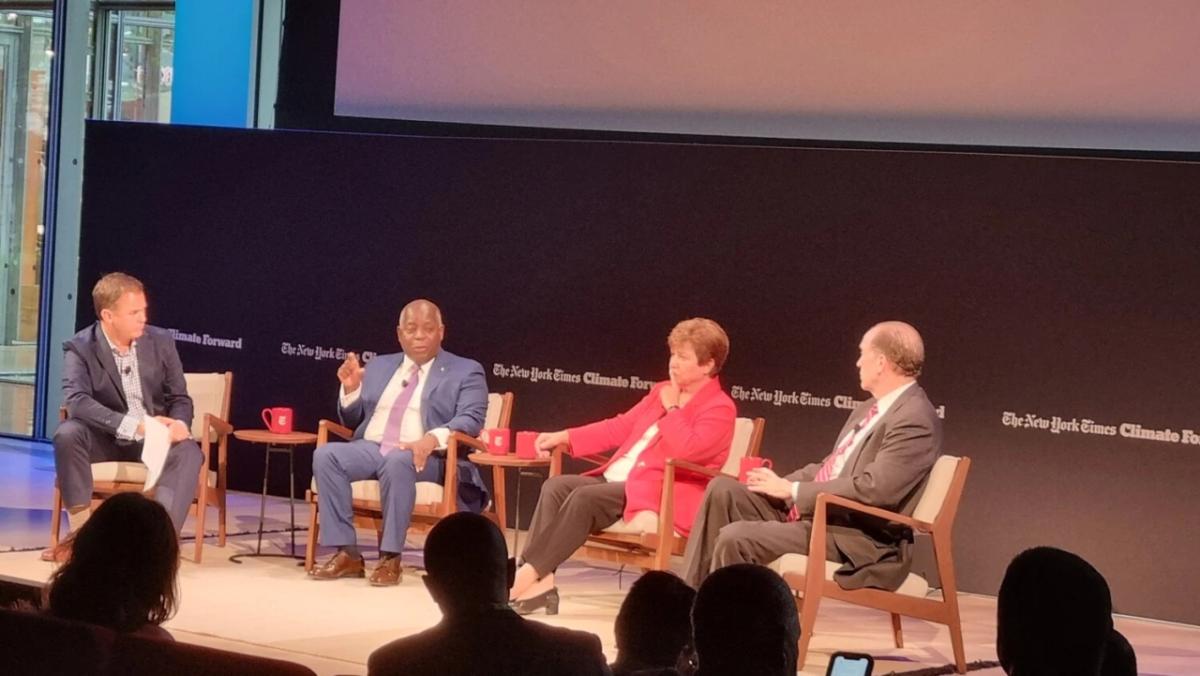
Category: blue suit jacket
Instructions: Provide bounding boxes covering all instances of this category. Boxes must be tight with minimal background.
[338,349,490,511]
[62,323,193,436]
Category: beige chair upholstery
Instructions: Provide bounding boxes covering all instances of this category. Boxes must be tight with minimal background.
[771,454,972,673]
[304,392,514,571]
[50,372,234,563]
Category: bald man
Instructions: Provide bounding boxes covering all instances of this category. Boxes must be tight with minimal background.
[682,321,941,591]
[311,300,489,586]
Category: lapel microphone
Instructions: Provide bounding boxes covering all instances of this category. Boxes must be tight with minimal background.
[122,365,132,376]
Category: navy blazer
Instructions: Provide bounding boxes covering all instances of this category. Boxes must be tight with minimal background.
[62,323,193,436]
[339,349,490,511]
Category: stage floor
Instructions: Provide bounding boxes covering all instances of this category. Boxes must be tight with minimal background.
[3,439,1198,675]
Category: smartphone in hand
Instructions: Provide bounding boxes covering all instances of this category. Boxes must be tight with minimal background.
[826,651,874,676]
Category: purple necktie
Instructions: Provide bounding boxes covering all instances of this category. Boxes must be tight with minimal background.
[788,404,879,522]
[380,365,420,456]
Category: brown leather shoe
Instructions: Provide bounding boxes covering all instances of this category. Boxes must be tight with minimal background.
[309,551,365,580]
[369,555,402,586]
[40,533,75,563]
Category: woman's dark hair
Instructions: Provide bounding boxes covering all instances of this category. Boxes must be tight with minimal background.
[46,492,179,632]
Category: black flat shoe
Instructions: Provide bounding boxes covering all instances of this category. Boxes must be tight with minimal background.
[511,587,560,616]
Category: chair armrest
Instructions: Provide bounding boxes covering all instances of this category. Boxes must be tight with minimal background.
[448,431,488,454]
[815,493,932,533]
[318,419,353,445]
[667,458,722,479]
[203,413,233,436]
[550,445,569,477]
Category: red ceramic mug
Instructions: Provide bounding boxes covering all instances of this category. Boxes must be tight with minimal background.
[262,407,294,434]
[481,428,511,455]
[515,431,539,459]
[738,457,773,483]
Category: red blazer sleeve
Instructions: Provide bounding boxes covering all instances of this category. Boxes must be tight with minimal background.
[567,387,662,459]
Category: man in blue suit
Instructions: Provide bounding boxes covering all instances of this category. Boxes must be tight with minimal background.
[46,272,203,562]
[310,299,489,586]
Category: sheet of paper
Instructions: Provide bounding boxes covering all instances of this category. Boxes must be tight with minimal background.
[141,416,171,492]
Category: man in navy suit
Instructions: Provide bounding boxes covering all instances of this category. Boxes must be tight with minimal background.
[47,273,203,561]
[311,299,489,586]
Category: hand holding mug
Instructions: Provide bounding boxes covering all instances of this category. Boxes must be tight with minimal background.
[338,352,365,393]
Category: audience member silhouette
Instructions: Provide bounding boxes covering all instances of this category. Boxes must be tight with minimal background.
[44,491,178,640]
[997,546,1116,675]
[368,512,610,676]
[1099,629,1137,676]
[691,563,798,676]
[610,571,696,676]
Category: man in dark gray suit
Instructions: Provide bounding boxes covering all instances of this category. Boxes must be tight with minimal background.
[683,321,941,591]
[45,273,202,561]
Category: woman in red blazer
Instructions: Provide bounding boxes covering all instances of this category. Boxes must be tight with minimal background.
[510,318,736,614]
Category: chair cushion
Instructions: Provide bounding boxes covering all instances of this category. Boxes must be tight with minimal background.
[769,554,930,598]
[92,461,218,489]
[184,372,230,443]
[484,392,504,429]
[600,509,683,537]
[310,477,443,506]
[913,455,959,523]
[718,417,758,476]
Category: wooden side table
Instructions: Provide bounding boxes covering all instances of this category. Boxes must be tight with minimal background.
[468,452,559,555]
[230,429,318,563]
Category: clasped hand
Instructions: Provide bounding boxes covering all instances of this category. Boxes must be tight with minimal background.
[396,434,439,471]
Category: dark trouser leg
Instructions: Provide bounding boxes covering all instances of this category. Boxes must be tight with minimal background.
[682,475,788,587]
[52,420,132,509]
[155,439,204,533]
[523,475,598,554]
[521,477,626,578]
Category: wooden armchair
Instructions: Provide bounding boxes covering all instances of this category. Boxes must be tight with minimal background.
[304,391,514,571]
[50,372,235,563]
[770,455,972,673]
[551,416,765,571]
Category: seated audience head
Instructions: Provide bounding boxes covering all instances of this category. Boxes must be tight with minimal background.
[422,512,513,614]
[692,564,798,676]
[668,318,730,384]
[1099,629,1137,676]
[997,546,1114,675]
[612,571,697,675]
[46,491,179,633]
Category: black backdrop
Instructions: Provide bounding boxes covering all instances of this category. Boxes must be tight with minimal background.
[79,121,1200,624]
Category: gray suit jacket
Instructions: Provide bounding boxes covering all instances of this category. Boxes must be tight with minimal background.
[785,383,941,590]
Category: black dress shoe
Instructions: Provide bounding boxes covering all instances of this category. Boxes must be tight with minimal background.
[511,587,559,615]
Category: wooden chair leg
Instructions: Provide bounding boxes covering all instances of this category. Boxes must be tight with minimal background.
[50,486,63,546]
[946,594,967,673]
[217,487,227,547]
[652,535,673,571]
[193,480,208,563]
[796,579,823,670]
[891,613,904,648]
[304,495,319,572]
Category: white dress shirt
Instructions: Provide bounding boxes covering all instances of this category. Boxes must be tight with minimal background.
[339,355,451,449]
[793,381,916,500]
[603,423,660,483]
